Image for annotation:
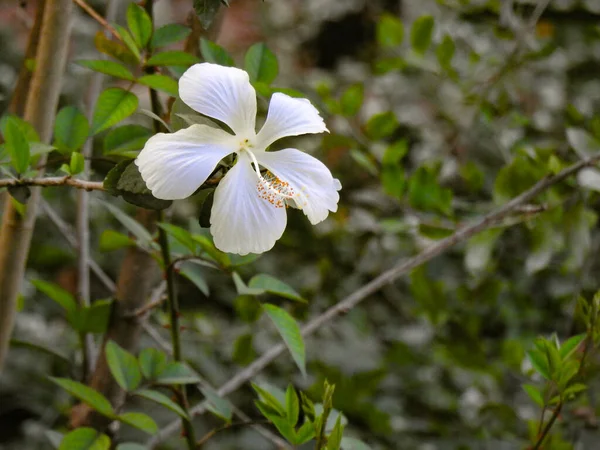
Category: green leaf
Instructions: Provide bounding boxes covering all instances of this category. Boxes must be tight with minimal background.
[118,412,158,435]
[126,3,153,50]
[179,262,210,296]
[155,362,202,384]
[411,15,434,55]
[114,24,142,61]
[248,274,306,303]
[232,272,265,296]
[92,88,138,135]
[4,118,30,173]
[138,74,179,97]
[158,223,196,252]
[146,51,200,67]
[523,384,544,407]
[139,347,168,380]
[99,229,134,252]
[232,333,256,365]
[77,60,135,81]
[377,14,404,47]
[31,279,77,315]
[94,31,138,66]
[527,349,551,380]
[295,420,315,445]
[76,299,113,334]
[559,334,586,360]
[104,125,152,156]
[200,386,233,423]
[200,38,234,66]
[436,34,455,69]
[252,383,286,416]
[193,233,230,266]
[134,389,189,419]
[365,111,399,140]
[563,383,587,398]
[70,152,85,175]
[54,106,90,153]
[58,428,110,450]
[340,84,364,117]
[327,415,344,450]
[151,24,191,49]
[408,165,453,215]
[285,384,299,425]
[50,377,114,418]
[263,304,306,376]
[194,0,223,29]
[0,114,39,142]
[105,341,142,391]
[100,199,154,246]
[245,43,278,84]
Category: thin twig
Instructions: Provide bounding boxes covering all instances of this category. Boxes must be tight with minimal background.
[71,0,122,42]
[149,154,600,447]
[196,420,271,447]
[0,176,104,191]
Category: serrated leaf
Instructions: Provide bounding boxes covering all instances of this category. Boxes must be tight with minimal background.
[105,341,142,391]
[138,74,179,97]
[139,347,168,380]
[94,32,138,66]
[146,51,200,67]
[58,428,110,450]
[151,24,191,49]
[179,262,210,296]
[411,15,434,55]
[200,38,234,66]
[340,84,364,117]
[245,43,278,84]
[54,106,90,153]
[50,377,114,418]
[92,88,138,135]
[77,60,135,81]
[194,0,223,29]
[126,3,153,50]
[155,362,202,384]
[200,386,233,423]
[118,412,158,435]
[377,14,404,47]
[135,389,189,419]
[104,124,152,155]
[248,274,305,303]
[4,118,30,173]
[263,304,306,376]
[523,384,544,407]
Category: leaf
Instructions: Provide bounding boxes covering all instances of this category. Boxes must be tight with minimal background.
[146,51,200,67]
[327,415,344,450]
[104,124,152,155]
[263,304,306,376]
[411,15,434,55]
[118,412,158,435]
[138,74,179,97]
[50,377,114,418]
[408,165,453,215]
[94,31,138,66]
[232,272,265,296]
[99,199,154,246]
[200,386,233,423]
[4,117,30,173]
[31,279,77,315]
[158,223,197,252]
[245,43,278,84]
[76,299,113,334]
[436,34,455,69]
[126,3,153,50]
[134,389,189,418]
[559,334,586,360]
[340,84,364,117]
[155,362,202,384]
[295,420,315,445]
[92,88,138,135]
[365,111,398,140]
[200,38,234,66]
[54,106,90,153]
[114,24,142,61]
[179,262,210,296]
[99,229,134,252]
[377,14,404,47]
[563,383,587,398]
[70,152,85,175]
[232,333,256,365]
[252,383,286,416]
[527,349,551,380]
[139,347,168,380]
[151,24,191,49]
[7,186,31,204]
[285,384,299,425]
[58,428,110,450]
[77,60,135,81]
[248,274,306,303]
[105,341,142,391]
[194,0,223,29]
[523,384,544,407]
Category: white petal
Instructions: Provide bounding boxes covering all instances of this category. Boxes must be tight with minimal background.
[210,153,287,255]
[255,93,328,149]
[179,63,257,135]
[256,148,341,225]
[135,125,235,200]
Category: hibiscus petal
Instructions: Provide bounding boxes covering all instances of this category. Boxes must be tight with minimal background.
[179,63,257,135]
[211,153,287,255]
[255,93,328,149]
[135,125,235,200]
[256,148,341,225]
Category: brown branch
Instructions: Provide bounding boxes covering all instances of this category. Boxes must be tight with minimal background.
[148,154,600,447]
[71,0,122,43]
[0,176,104,191]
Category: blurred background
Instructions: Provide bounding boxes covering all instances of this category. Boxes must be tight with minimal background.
[2,0,600,448]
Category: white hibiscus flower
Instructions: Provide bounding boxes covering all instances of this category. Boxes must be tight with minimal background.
[135,63,341,255]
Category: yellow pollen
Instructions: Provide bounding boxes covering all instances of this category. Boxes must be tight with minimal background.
[256,171,296,208]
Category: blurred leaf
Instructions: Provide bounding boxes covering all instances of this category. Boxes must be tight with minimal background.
[200,38,234,66]
[327,415,344,450]
[116,445,146,450]
[76,299,113,334]
[436,34,455,69]
[193,232,230,266]
[252,383,286,416]
[465,228,504,276]
[234,295,262,323]
[118,412,158,435]
[50,378,114,418]
[158,223,196,252]
[194,0,223,29]
[146,51,200,67]
[92,88,138,135]
[408,166,453,215]
[54,106,90,153]
[340,84,364,117]
[156,362,202,384]
[249,274,305,303]
[151,24,191,49]
[105,341,142,391]
[179,262,210,296]
[527,349,551,380]
[99,229,134,252]
[232,333,256,365]
[245,43,279,85]
[365,112,398,140]
[31,279,77,315]
[138,74,179,97]
[295,421,315,445]
[341,437,373,450]
[263,304,306,376]
[126,3,152,50]
[411,15,434,55]
[349,149,378,176]
[94,32,138,65]
[377,14,404,47]
[77,60,135,81]
[285,384,299,425]
[58,428,110,450]
[563,383,587,398]
[70,152,85,175]
[104,125,152,156]
[566,127,600,158]
[139,347,168,380]
[134,389,189,419]
[522,384,544,407]
[200,386,233,423]
[232,272,265,296]
[99,199,154,246]
[4,118,30,173]
[559,334,586,360]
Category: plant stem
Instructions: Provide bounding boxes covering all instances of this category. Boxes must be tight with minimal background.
[0,177,104,190]
[532,402,562,450]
